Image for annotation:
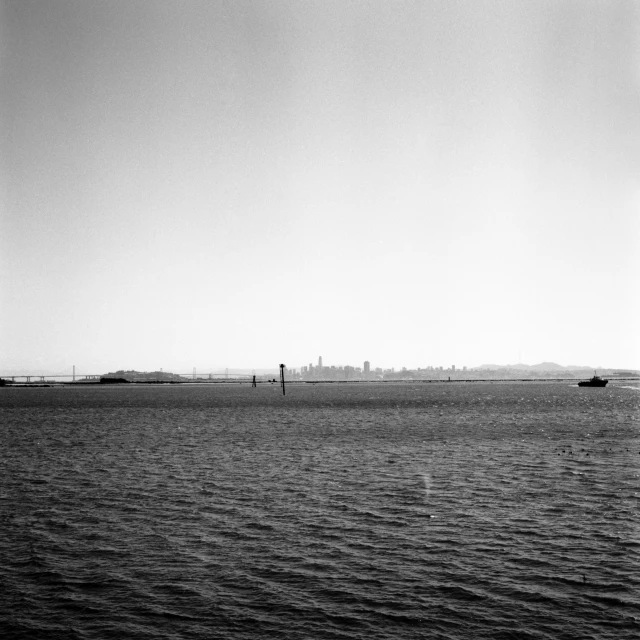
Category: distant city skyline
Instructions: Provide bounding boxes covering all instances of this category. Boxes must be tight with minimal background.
[2,2,638,373]
[3,358,636,386]
[1,357,636,379]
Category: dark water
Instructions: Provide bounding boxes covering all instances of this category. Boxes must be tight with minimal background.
[1,382,639,639]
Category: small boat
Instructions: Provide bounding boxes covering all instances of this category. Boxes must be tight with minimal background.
[578,372,608,387]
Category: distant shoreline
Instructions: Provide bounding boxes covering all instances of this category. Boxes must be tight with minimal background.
[2,377,639,388]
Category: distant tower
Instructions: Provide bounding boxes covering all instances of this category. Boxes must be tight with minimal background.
[364,361,370,374]
[73,365,75,382]
[193,367,196,380]
[318,356,323,369]
[452,365,456,371]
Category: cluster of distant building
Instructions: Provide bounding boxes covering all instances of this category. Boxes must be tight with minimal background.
[282,358,637,381]
[282,357,469,381]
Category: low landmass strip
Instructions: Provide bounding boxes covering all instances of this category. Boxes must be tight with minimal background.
[2,364,638,385]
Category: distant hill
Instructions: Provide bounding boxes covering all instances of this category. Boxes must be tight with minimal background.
[528,362,567,371]
[102,370,187,382]
[478,362,586,371]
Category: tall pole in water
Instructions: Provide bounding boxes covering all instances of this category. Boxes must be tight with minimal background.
[279,364,286,395]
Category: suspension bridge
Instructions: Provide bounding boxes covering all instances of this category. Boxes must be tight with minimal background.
[0,367,256,383]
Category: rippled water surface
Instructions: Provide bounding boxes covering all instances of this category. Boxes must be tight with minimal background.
[1,382,639,639]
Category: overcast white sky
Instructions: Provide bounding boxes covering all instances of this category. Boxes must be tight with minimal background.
[1,0,639,374]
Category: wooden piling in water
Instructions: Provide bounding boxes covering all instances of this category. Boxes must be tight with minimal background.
[279,364,286,395]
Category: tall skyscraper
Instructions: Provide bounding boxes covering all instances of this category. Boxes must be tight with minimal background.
[318,356,323,369]
[364,361,370,374]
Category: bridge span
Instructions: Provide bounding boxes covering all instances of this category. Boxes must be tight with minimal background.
[0,372,255,383]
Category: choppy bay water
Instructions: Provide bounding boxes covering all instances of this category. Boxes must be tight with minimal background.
[1,382,639,639]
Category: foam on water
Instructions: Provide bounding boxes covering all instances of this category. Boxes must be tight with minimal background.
[1,382,639,639]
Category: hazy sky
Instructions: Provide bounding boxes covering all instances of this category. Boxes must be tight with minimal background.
[2,0,639,374]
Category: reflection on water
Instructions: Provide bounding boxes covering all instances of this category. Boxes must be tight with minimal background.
[1,382,639,639]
